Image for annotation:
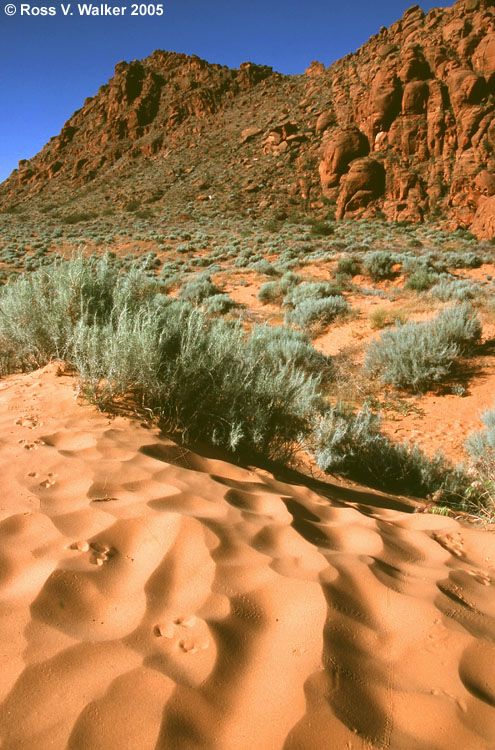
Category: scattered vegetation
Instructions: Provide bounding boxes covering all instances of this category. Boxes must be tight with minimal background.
[364,251,396,280]
[309,404,470,502]
[365,304,481,391]
[0,255,320,461]
[368,307,408,330]
[285,296,349,330]
[464,408,495,520]
[0,209,493,518]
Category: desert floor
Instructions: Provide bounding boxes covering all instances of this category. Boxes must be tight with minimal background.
[0,364,494,749]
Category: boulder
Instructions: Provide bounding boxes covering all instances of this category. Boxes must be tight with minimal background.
[472,32,495,74]
[336,158,386,218]
[240,127,262,144]
[319,126,369,193]
[471,195,495,239]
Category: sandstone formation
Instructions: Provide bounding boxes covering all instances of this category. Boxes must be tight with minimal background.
[2,0,495,237]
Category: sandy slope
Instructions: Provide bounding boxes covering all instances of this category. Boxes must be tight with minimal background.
[0,365,494,750]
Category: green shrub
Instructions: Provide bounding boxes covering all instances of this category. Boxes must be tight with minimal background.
[0,255,321,461]
[430,279,479,301]
[310,404,470,501]
[310,220,334,237]
[364,251,396,280]
[202,293,238,315]
[465,407,495,459]
[178,274,220,304]
[336,255,360,277]
[258,281,282,304]
[285,296,349,329]
[405,269,438,291]
[365,304,481,391]
[249,325,333,380]
[61,212,96,225]
[283,281,342,309]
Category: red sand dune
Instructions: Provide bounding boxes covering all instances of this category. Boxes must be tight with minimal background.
[0,365,494,749]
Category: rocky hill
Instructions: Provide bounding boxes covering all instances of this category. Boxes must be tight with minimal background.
[3,0,495,237]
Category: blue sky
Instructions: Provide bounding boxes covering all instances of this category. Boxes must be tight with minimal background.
[1,0,442,182]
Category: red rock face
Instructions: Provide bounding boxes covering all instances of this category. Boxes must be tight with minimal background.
[319,126,370,192]
[2,0,495,237]
[316,0,495,232]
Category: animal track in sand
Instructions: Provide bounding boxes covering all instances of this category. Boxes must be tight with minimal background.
[465,569,492,586]
[432,531,465,558]
[174,615,197,627]
[153,616,210,655]
[18,439,43,450]
[69,540,90,552]
[154,623,175,639]
[178,639,209,654]
[67,539,114,564]
[15,416,41,429]
[39,473,57,489]
[88,541,114,565]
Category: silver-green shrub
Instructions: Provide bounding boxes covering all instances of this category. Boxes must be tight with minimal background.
[365,304,481,391]
[310,404,470,502]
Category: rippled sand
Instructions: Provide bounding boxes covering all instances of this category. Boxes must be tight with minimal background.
[0,364,494,750]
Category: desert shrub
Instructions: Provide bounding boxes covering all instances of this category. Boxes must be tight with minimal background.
[0,255,322,461]
[365,304,481,391]
[336,255,360,276]
[433,303,482,352]
[72,302,322,459]
[285,296,349,329]
[368,307,407,330]
[189,256,213,268]
[310,404,470,501]
[405,269,438,291]
[465,407,495,460]
[283,281,342,308]
[464,408,495,517]
[233,248,256,267]
[178,273,220,304]
[364,251,396,280]
[202,293,238,315]
[444,251,482,269]
[250,259,279,276]
[249,325,333,380]
[278,271,302,293]
[310,220,334,237]
[258,281,282,304]
[400,254,437,274]
[0,253,160,372]
[257,272,301,304]
[430,279,479,301]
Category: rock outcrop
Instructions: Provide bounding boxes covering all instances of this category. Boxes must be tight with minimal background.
[2,0,495,237]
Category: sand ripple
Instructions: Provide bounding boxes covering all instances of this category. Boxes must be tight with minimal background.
[0,365,494,749]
